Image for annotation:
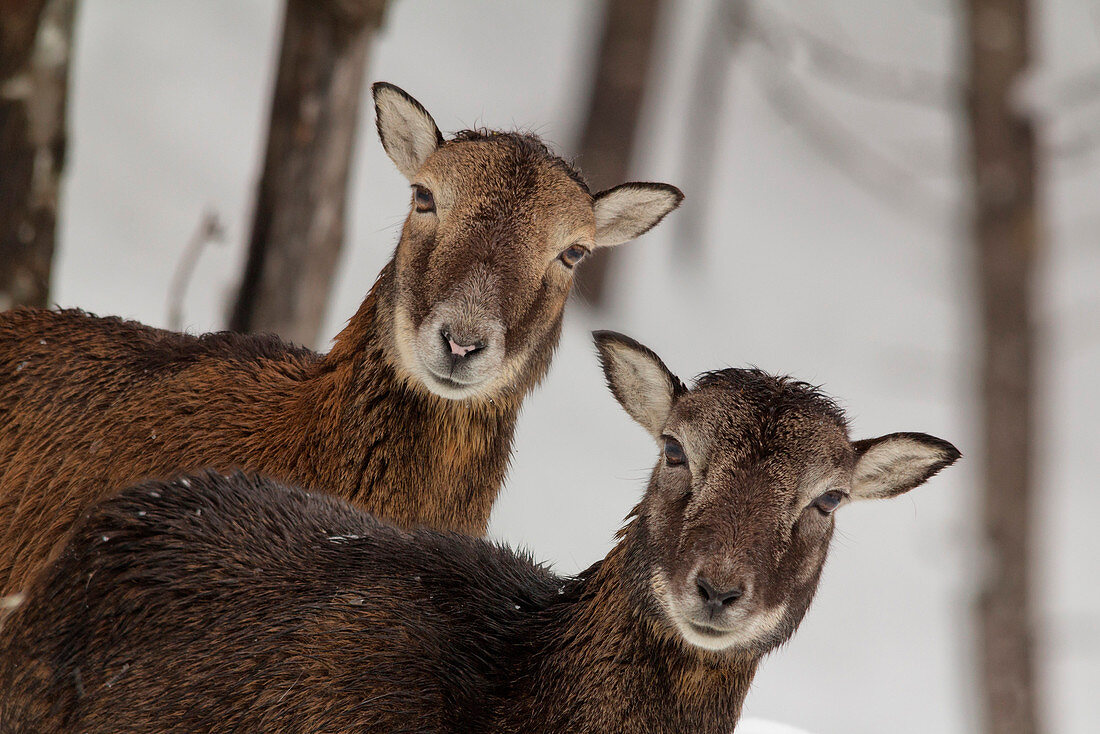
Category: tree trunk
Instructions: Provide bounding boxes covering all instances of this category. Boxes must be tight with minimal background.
[229,0,386,347]
[572,0,663,308]
[964,1,1043,733]
[675,0,743,261]
[0,0,76,311]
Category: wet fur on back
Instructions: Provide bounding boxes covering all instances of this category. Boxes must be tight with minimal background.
[0,331,959,733]
[0,471,752,734]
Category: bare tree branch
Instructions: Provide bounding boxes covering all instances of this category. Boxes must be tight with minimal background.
[1041,67,1100,111]
[678,0,958,264]
[1044,113,1100,169]
[748,54,952,225]
[745,2,959,110]
[167,211,225,331]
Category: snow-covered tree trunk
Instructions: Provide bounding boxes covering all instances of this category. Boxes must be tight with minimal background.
[965,1,1043,733]
[229,0,385,347]
[0,0,76,310]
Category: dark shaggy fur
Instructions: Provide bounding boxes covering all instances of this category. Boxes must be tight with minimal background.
[0,334,960,733]
[692,368,848,429]
[0,471,754,734]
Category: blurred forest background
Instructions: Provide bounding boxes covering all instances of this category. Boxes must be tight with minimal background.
[1,1,1097,732]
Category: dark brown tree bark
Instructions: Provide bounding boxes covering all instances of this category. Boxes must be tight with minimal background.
[0,0,76,310]
[572,0,663,308]
[229,0,386,347]
[965,1,1043,733]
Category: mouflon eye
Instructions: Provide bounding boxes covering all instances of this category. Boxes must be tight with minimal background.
[559,244,589,269]
[812,490,846,515]
[663,436,686,467]
[413,185,436,213]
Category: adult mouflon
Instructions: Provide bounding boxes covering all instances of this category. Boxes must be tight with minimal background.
[0,83,682,596]
[0,332,960,733]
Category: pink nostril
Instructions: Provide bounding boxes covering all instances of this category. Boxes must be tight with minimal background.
[440,327,484,358]
[448,339,478,358]
[448,341,475,356]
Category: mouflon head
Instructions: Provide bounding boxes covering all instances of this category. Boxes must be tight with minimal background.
[594,331,960,655]
[373,83,683,401]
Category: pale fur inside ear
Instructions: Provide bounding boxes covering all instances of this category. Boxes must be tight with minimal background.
[594,332,682,439]
[850,432,961,500]
[592,183,683,249]
[373,84,442,181]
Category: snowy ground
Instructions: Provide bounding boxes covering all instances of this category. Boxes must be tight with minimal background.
[54,1,1098,732]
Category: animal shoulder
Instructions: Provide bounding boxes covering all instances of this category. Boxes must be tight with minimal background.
[0,308,320,376]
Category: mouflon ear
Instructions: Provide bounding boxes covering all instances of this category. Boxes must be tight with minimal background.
[592,183,684,249]
[849,432,961,501]
[593,331,686,439]
[373,82,444,181]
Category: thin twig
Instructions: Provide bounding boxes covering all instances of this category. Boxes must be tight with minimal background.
[167,211,225,331]
[1046,113,1100,170]
[745,1,959,110]
[749,56,953,225]
[1041,68,1100,112]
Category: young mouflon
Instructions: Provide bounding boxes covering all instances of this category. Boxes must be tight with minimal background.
[0,332,959,733]
[0,84,682,596]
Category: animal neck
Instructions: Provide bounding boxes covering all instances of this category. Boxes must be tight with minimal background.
[307,263,521,535]
[516,521,759,734]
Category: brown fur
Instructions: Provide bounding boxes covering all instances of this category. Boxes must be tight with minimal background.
[0,472,754,733]
[0,83,684,596]
[0,332,959,732]
[0,270,514,595]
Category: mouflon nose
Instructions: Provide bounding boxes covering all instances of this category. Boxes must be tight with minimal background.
[440,326,486,359]
[695,575,744,611]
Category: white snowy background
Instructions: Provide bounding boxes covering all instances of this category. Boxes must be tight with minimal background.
[52,1,1098,732]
